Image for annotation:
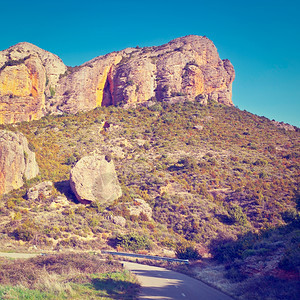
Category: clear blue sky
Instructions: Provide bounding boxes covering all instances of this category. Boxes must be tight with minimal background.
[1,0,299,126]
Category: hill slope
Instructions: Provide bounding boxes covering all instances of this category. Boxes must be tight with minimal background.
[0,100,299,299]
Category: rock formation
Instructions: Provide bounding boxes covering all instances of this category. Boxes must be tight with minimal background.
[0,42,67,124]
[0,130,39,195]
[70,155,122,205]
[0,35,235,124]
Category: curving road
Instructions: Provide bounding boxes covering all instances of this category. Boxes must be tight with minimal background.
[123,261,233,300]
[0,252,233,299]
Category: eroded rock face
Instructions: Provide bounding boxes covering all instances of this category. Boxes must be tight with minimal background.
[0,130,39,195]
[0,36,235,124]
[0,42,67,124]
[57,35,235,111]
[70,155,122,205]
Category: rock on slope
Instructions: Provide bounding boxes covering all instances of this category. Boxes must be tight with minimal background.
[0,35,235,123]
[70,155,122,205]
[0,130,39,195]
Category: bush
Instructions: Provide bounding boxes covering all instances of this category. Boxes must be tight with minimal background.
[175,242,201,260]
[148,103,162,112]
[228,205,247,225]
[115,233,151,251]
[13,219,37,241]
[178,157,198,170]
[253,159,268,166]
[49,86,56,97]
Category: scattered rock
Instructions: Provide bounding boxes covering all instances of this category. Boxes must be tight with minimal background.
[129,198,152,220]
[193,125,204,131]
[70,155,122,205]
[0,130,39,195]
[27,181,53,201]
[109,215,126,227]
[49,195,70,209]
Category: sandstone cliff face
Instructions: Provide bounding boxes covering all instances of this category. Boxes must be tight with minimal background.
[55,53,123,114]
[56,35,235,112]
[0,130,39,195]
[0,42,67,124]
[0,36,235,123]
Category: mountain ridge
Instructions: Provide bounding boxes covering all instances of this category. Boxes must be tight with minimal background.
[0,35,234,124]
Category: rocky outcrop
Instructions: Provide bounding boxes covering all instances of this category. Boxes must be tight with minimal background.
[129,198,153,220]
[0,42,67,124]
[27,181,53,201]
[57,35,235,111]
[0,36,235,123]
[70,155,122,205]
[0,130,39,195]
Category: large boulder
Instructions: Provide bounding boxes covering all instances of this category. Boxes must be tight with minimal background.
[0,130,39,195]
[70,155,122,205]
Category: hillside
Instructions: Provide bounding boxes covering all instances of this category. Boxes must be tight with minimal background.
[0,100,299,299]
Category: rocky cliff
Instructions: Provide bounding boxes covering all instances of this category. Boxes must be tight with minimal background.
[0,130,39,195]
[0,42,67,124]
[0,35,235,123]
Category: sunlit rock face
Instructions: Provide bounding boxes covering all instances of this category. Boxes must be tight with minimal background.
[0,36,235,124]
[0,42,66,124]
[57,35,235,111]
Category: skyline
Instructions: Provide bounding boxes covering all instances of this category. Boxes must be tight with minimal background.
[0,0,299,126]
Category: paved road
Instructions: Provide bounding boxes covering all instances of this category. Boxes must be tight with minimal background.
[0,252,38,259]
[0,252,233,299]
[123,261,233,300]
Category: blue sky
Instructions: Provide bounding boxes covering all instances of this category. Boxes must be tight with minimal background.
[1,0,299,126]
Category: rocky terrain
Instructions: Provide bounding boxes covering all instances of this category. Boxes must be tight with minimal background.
[0,35,234,124]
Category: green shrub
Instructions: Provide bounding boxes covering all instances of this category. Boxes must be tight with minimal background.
[175,243,201,260]
[148,103,162,112]
[115,233,151,251]
[13,219,37,241]
[228,205,247,225]
[49,86,56,97]
[253,159,268,166]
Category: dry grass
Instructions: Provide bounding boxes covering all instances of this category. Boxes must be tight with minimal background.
[0,253,122,293]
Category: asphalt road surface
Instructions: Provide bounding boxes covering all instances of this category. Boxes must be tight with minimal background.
[123,261,233,300]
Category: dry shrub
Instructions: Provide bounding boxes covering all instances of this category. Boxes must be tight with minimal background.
[0,253,122,291]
